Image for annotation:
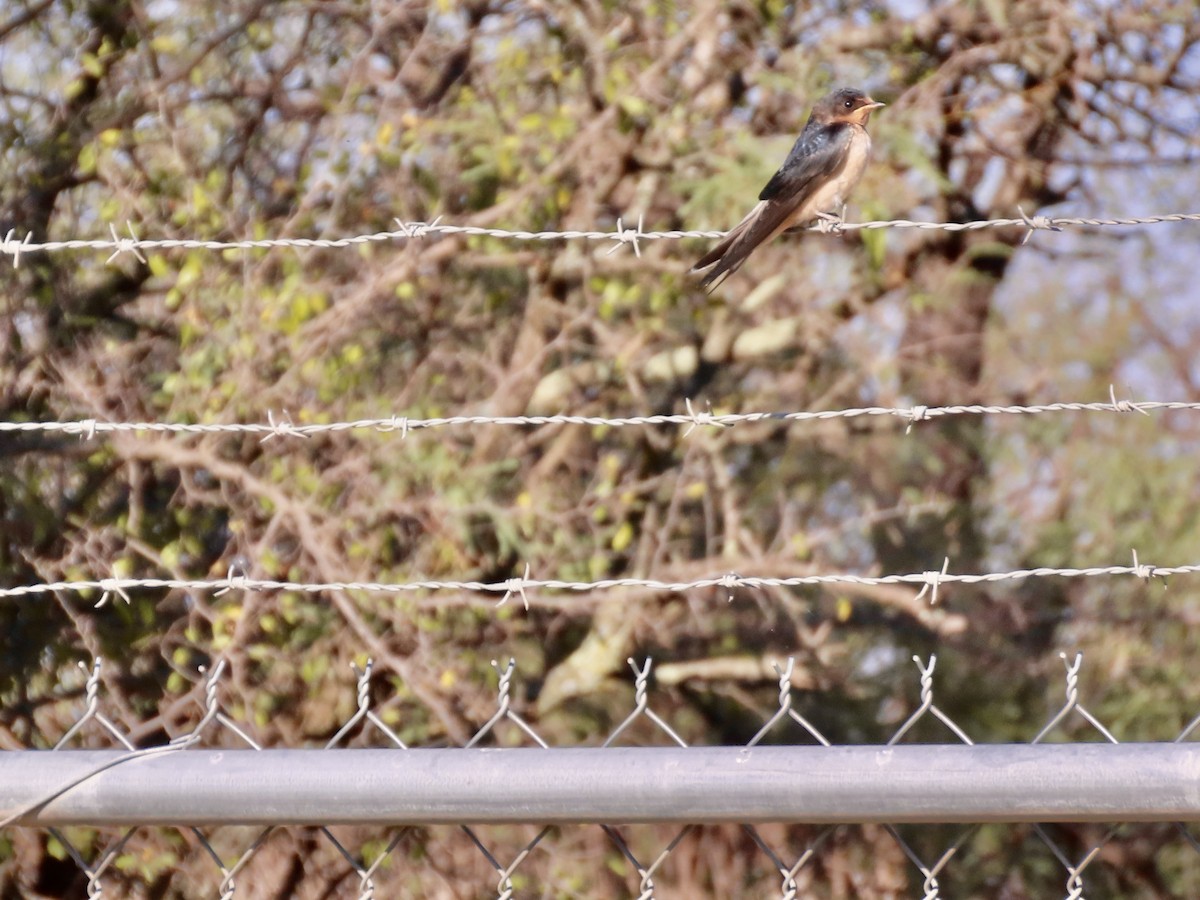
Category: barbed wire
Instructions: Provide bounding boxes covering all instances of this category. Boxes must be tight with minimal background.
[2,210,1198,266]
[0,550,1179,609]
[0,390,1191,442]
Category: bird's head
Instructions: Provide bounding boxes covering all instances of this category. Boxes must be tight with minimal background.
[816,88,885,126]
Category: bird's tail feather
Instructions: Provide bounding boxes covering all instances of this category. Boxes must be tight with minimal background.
[691,214,758,290]
[692,200,798,291]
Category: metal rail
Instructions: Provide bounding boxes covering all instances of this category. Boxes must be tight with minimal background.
[3,744,1198,827]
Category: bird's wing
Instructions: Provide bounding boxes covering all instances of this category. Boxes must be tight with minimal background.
[758,121,852,203]
[692,123,852,289]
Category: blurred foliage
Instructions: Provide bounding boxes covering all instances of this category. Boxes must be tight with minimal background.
[1,0,1200,895]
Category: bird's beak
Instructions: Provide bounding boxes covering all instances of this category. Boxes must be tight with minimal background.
[863,100,886,110]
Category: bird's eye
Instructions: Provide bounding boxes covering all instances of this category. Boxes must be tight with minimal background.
[844,100,853,108]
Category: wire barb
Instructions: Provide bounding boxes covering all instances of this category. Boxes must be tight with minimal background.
[1109,383,1151,416]
[213,562,250,597]
[904,404,930,434]
[720,571,743,602]
[607,215,645,257]
[95,574,132,609]
[71,418,99,441]
[262,409,308,443]
[682,397,728,436]
[1,228,33,268]
[1017,204,1063,244]
[913,557,950,605]
[106,221,148,264]
[395,216,445,240]
[1131,548,1164,586]
[496,563,532,610]
[376,415,410,437]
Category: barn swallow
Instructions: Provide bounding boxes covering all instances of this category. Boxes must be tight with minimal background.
[691,87,885,290]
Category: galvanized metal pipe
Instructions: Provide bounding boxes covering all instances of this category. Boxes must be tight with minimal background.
[2,744,1198,827]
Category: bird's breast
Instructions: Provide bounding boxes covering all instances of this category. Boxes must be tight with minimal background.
[807,126,872,215]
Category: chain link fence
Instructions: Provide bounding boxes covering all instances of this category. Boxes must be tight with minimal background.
[3,652,1200,898]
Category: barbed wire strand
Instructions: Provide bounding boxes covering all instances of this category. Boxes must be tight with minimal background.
[3,211,1199,266]
[0,550,1176,606]
[0,390,1189,441]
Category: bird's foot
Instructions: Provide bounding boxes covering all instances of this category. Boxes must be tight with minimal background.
[812,209,845,234]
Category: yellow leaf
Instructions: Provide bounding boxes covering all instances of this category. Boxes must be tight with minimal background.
[150,34,183,53]
[618,95,648,118]
[77,143,97,176]
[836,597,852,622]
[80,52,103,78]
[191,183,209,216]
[791,533,809,560]
[611,521,635,552]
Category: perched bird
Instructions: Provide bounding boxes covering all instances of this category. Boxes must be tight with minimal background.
[691,87,885,290]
